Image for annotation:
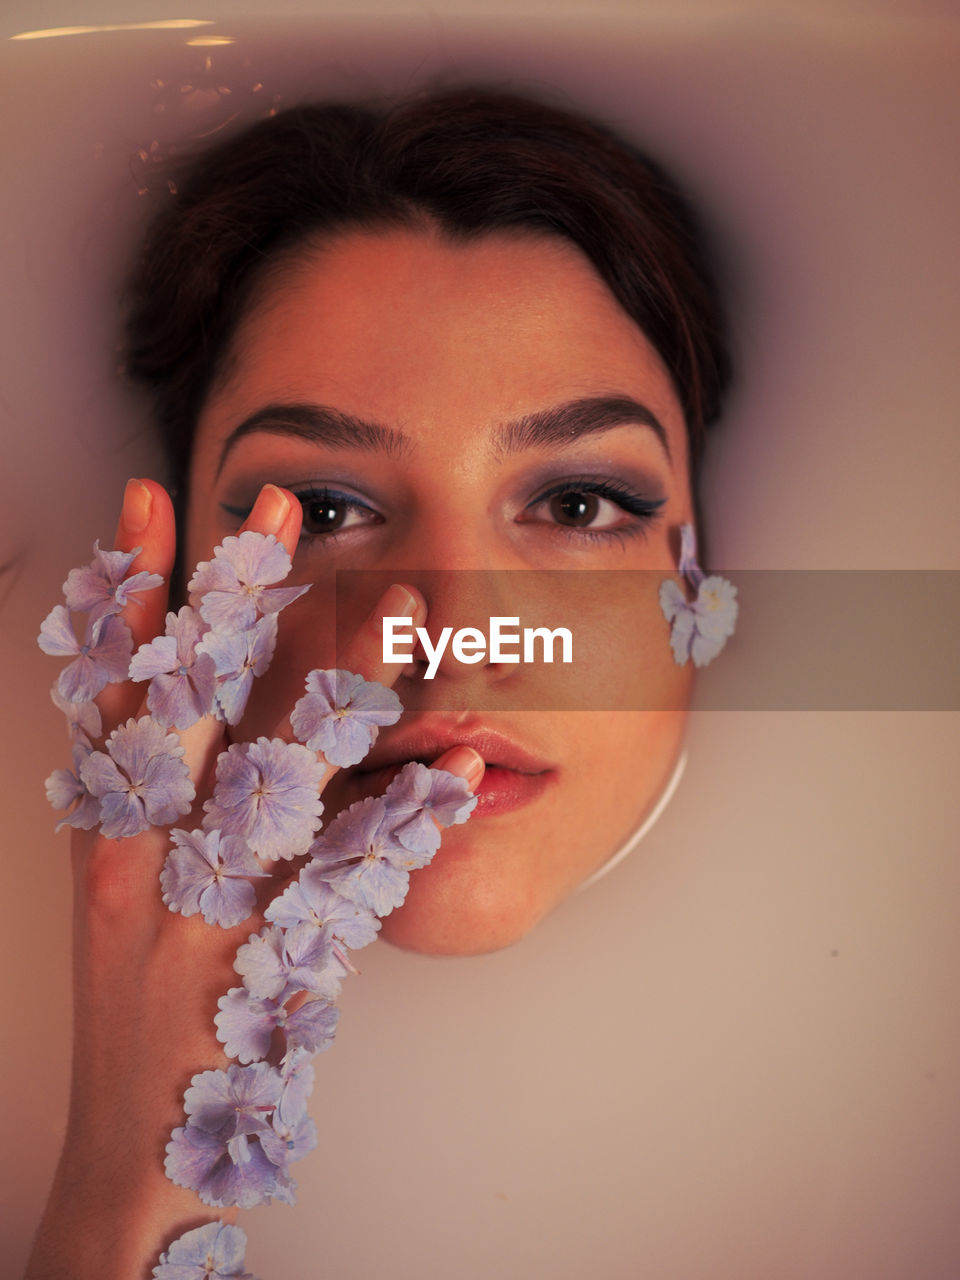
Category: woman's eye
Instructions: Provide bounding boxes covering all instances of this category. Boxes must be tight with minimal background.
[523,483,665,535]
[295,489,380,538]
[221,488,381,542]
[548,490,613,528]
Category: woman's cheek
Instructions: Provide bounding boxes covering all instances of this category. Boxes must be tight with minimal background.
[378,708,690,957]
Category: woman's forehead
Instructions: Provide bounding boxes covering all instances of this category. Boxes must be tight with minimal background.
[196,227,689,470]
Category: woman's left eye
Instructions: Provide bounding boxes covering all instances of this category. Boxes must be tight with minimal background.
[521,481,665,536]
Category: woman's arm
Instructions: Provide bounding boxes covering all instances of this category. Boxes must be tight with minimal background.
[26,480,293,1277]
[25,480,479,1279]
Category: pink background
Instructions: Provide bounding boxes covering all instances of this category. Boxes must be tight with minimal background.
[2,3,958,1277]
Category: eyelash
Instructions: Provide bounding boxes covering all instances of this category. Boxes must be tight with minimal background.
[221,477,665,546]
[522,477,666,541]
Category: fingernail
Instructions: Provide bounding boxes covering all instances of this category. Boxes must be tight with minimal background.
[120,478,152,535]
[249,483,292,535]
[377,583,418,620]
[440,745,485,789]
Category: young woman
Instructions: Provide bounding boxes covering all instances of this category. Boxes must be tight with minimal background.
[26,88,730,1277]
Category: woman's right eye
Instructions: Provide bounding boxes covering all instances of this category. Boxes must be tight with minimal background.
[292,487,382,540]
[220,487,382,542]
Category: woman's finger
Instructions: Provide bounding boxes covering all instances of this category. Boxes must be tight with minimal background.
[429,744,486,793]
[271,582,427,759]
[96,480,297,737]
[121,483,303,790]
[237,483,302,555]
[340,582,427,688]
[96,478,176,730]
[114,478,176,642]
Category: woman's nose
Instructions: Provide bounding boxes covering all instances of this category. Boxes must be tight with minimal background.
[380,512,520,680]
[401,568,519,683]
[338,510,552,699]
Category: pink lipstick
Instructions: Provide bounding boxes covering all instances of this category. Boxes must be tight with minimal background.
[345,723,556,817]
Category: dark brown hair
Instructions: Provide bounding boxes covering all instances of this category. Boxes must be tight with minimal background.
[125,87,731,510]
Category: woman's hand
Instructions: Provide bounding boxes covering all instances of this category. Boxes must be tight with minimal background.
[26,479,482,1280]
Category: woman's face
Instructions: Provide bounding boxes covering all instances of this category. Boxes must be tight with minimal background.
[185,227,695,955]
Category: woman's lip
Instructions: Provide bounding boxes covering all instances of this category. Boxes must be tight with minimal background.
[344,723,557,817]
[357,725,553,776]
[457,763,555,817]
[341,760,555,818]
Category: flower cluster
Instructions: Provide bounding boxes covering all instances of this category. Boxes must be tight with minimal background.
[166,762,475,1208]
[311,764,476,915]
[165,1061,311,1210]
[659,522,738,667]
[39,533,478,1276]
[38,533,310,836]
[38,541,159,705]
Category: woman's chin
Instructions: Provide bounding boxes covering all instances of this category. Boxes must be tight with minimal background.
[378,902,541,957]
[378,838,550,956]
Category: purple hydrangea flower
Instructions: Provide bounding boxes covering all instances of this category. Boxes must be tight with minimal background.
[188,531,309,631]
[215,987,340,1063]
[79,716,194,839]
[203,738,325,861]
[281,994,340,1056]
[277,1048,316,1127]
[290,669,402,767]
[164,1125,229,1200]
[259,1111,318,1172]
[311,796,416,917]
[197,614,278,725]
[160,827,266,928]
[165,1125,284,1209]
[183,1062,282,1141]
[50,686,102,743]
[129,606,218,730]
[232,926,289,1001]
[152,1222,256,1280]
[384,762,478,857]
[214,987,285,1064]
[219,1132,295,1207]
[165,1123,222,1179]
[659,575,739,667]
[63,540,164,623]
[234,923,342,1002]
[44,742,101,832]
[265,862,380,951]
[38,607,132,703]
[275,921,346,1001]
[660,521,738,668]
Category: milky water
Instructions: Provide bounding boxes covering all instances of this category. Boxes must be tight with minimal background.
[2,7,958,1279]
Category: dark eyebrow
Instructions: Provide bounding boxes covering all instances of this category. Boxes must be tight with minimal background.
[494,395,671,463]
[216,393,670,476]
[216,403,410,476]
